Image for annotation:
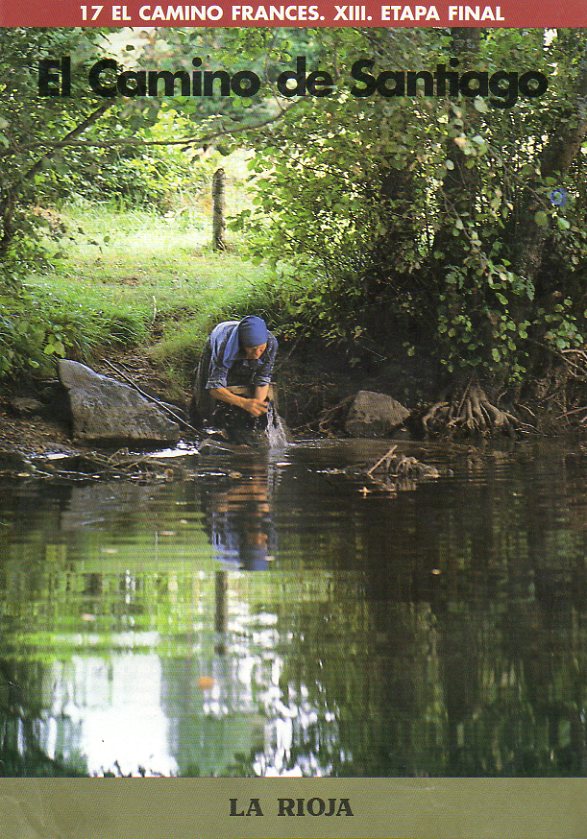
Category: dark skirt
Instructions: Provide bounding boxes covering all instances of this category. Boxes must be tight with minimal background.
[190,341,215,426]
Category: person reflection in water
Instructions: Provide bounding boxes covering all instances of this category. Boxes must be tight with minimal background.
[202,465,276,571]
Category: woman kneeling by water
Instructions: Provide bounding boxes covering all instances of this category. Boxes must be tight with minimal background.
[190,315,279,443]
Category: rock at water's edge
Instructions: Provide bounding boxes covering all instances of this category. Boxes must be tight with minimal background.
[58,359,180,445]
[345,390,410,438]
[9,397,44,416]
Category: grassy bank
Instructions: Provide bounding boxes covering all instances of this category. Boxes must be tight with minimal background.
[7,203,281,399]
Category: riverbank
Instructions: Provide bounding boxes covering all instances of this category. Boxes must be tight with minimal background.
[0,399,76,458]
[2,349,585,464]
[2,205,585,454]
[1,204,277,395]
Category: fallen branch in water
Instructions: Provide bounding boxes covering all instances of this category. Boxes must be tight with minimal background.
[33,449,192,483]
[355,445,440,496]
[366,445,397,477]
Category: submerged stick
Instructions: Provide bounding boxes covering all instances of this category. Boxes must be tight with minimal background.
[102,359,200,435]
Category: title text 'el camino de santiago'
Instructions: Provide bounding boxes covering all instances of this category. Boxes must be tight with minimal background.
[39,55,548,109]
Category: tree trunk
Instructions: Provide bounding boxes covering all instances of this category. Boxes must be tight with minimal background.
[509,34,587,292]
[0,193,16,259]
[431,29,488,366]
[212,167,226,252]
[433,28,482,263]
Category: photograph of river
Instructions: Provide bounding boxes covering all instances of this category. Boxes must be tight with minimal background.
[1,15,586,792]
[0,437,585,777]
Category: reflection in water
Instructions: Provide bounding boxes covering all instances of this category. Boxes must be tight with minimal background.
[0,440,585,777]
[202,464,276,571]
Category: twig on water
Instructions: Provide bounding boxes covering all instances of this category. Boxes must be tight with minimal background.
[366,445,398,478]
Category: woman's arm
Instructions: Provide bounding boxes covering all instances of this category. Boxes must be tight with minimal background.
[209,387,268,417]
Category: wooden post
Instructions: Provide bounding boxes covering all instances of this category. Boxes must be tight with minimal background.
[212,167,226,251]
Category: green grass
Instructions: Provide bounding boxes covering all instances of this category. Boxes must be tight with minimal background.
[20,203,279,394]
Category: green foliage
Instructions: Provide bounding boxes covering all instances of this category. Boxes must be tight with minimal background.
[436,259,536,380]
[233,27,586,383]
[0,29,112,269]
[46,111,218,212]
[0,26,314,275]
[0,282,150,379]
[1,26,586,391]
[0,204,272,384]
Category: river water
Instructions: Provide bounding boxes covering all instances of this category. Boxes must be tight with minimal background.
[0,438,585,777]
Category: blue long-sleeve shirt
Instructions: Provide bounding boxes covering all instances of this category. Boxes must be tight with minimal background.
[205,320,278,390]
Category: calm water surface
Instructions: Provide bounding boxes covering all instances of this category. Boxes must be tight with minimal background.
[0,438,585,777]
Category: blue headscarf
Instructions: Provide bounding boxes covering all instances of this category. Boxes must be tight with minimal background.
[239,315,268,348]
[221,316,268,367]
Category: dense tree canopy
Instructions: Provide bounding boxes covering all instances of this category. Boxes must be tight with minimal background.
[233,29,586,389]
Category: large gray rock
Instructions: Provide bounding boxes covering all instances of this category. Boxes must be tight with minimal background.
[58,360,180,445]
[345,390,410,438]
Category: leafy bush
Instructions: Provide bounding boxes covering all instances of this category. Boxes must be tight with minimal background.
[0,284,150,380]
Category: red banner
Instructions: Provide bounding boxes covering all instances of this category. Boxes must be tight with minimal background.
[0,0,586,28]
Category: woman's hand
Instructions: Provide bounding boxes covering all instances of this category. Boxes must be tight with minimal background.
[241,398,269,417]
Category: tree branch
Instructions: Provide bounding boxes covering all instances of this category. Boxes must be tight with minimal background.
[540,37,587,178]
[22,102,116,182]
[1,101,114,255]
[8,101,301,155]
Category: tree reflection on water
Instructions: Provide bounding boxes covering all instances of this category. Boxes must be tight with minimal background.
[0,440,585,776]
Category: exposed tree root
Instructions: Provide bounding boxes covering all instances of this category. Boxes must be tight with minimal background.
[422,383,526,438]
[558,405,587,424]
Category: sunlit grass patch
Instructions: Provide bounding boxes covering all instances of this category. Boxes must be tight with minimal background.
[16,203,277,391]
